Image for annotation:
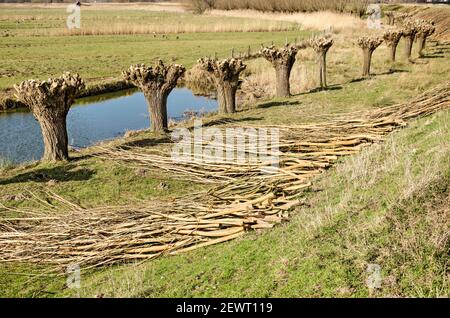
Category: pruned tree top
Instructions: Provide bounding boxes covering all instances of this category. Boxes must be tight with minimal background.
[310,37,334,53]
[122,60,185,91]
[394,12,411,21]
[383,29,403,45]
[197,57,246,80]
[415,19,435,37]
[401,19,420,36]
[260,44,299,66]
[357,36,383,50]
[14,72,84,115]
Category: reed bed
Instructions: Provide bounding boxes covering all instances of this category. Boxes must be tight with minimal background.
[201,0,368,15]
[0,83,448,269]
[60,20,299,37]
[207,9,365,31]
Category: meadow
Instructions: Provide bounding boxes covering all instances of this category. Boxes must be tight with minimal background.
[0,2,449,298]
[0,3,305,93]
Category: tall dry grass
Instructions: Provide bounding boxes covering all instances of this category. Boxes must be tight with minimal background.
[207,9,365,32]
[59,19,299,36]
[190,0,369,15]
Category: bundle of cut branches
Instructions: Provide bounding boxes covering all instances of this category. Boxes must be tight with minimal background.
[0,82,448,269]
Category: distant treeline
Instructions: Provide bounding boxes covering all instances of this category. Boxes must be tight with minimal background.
[187,0,371,15]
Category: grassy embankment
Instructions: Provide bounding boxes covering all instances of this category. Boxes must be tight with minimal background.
[0,4,449,297]
[1,108,448,298]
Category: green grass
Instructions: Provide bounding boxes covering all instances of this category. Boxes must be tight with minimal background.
[0,4,302,90]
[0,31,307,90]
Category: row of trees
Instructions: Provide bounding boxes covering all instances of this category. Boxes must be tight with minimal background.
[358,17,435,77]
[14,16,435,162]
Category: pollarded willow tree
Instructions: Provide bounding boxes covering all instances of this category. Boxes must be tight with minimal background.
[197,57,246,114]
[415,19,435,57]
[310,37,334,89]
[401,19,419,60]
[385,11,395,26]
[14,72,84,161]
[123,60,185,132]
[394,12,411,26]
[357,36,383,77]
[383,29,403,62]
[260,45,298,97]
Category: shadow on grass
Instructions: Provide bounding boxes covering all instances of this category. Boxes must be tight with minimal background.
[201,116,263,127]
[120,136,173,148]
[349,69,410,84]
[420,54,445,59]
[0,164,95,185]
[257,100,299,109]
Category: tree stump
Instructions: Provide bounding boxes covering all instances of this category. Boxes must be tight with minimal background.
[383,29,403,62]
[310,37,334,89]
[14,72,84,162]
[415,20,435,57]
[197,58,246,114]
[357,36,383,77]
[123,60,185,132]
[401,19,419,61]
[260,45,298,97]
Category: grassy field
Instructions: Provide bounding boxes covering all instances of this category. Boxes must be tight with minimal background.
[0,3,449,298]
[0,3,301,91]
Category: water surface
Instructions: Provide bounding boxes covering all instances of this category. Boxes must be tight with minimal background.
[0,88,217,163]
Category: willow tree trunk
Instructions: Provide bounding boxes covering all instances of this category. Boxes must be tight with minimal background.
[417,36,426,57]
[14,73,84,162]
[405,35,415,60]
[144,90,168,132]
[215,80,238,114]
[319,53,327,88]
[275,65,291,97]
[390,44,398,62]
[362,49,374,77]
[122,62,185,132]
[224,81,238,114]
[197,58,245,115]
[216,84,227,114]
[38,113,69,161]
[260,46,298,98]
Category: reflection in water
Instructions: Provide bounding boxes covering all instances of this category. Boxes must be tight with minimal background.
[0,88,217,164]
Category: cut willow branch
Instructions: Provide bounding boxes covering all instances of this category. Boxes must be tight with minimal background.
[310,37,334,89]
[123,60,185,132]
[357,36,383,77]
[197,57,246,114]
[14,72,84,161]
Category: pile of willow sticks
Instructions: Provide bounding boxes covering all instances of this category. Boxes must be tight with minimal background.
[0,82,448,269]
